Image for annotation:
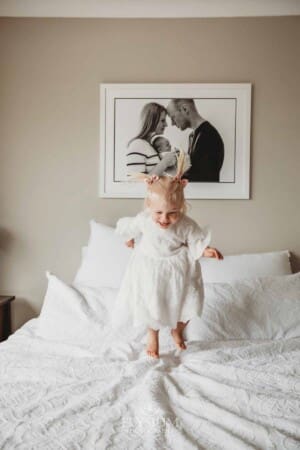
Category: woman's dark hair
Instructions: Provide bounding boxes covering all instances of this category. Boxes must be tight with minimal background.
[128,102,167,146]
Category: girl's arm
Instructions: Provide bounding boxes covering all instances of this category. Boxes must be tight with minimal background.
[203,246,223,259]
[186,221,212,260]
[115,212,145,246]
[187,221,223,260]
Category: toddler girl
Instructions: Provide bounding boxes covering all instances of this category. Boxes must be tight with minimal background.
[112,151,222,358]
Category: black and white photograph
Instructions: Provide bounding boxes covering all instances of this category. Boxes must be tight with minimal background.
[100,84,251,198]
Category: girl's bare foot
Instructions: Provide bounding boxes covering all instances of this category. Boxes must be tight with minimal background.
[171,322,187,350]
[146,328,159,358]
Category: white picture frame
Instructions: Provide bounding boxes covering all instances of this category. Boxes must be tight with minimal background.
[99,83,251,199]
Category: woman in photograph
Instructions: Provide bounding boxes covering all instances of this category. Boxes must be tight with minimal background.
[126,102,176,176]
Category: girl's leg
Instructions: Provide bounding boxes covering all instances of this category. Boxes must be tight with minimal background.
[171,320,190,350]
[146,328,159,358]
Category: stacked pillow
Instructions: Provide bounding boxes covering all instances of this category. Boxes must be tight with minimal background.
[74,220,292,289]
[73,220,132,289]
[184,272,300,341]
[200,250,291,283]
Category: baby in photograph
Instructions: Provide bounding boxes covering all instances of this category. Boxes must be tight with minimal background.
[150,134,190,177]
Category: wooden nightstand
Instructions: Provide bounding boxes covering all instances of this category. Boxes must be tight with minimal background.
[0,296,15,342]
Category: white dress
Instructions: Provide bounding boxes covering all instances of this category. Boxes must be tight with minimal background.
[111,210,211,331]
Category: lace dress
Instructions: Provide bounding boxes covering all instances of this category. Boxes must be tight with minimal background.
[110,210,211,331]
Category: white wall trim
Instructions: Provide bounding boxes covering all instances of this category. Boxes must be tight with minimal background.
[1,0,300,18]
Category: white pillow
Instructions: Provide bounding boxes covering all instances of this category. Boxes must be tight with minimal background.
[37,272,146,354]
[200,250,291,283]
[74,220,132,289]
[75,221,291,290]
[36,272,117,348]
[81,246,88,259]
[184,272,300,342]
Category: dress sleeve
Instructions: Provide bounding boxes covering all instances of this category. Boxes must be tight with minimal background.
[115,211,145,241]
[186,219,211,260]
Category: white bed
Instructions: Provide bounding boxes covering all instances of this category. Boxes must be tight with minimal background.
[1,308,300,449]
[0,220,299,449]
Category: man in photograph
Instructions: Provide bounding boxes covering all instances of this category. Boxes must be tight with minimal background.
[167,98,224,182]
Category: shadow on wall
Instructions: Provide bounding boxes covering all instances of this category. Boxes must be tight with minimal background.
[0,227,13,252]
[12,298,37,332]
[290,252,300,274]
[0,227,14,292]
[0,227,38,332]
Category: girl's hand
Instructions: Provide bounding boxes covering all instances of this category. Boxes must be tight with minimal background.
[126,239,135,248]
[203,246,223,260]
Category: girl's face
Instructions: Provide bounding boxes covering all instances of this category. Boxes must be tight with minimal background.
[155,112,167,135]
[148,196,181,229]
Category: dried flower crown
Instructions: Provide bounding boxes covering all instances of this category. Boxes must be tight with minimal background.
[127,149,190,188]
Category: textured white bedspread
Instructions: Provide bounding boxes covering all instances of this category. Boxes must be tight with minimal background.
[0,319,300,449]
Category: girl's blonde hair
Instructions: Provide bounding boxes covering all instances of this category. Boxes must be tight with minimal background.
[128,149,190,213]
[145,176,187,213]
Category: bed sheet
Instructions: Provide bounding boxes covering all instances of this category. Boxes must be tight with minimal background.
[0,317,300,449]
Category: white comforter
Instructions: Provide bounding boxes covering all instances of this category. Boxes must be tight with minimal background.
[1,316,300,450]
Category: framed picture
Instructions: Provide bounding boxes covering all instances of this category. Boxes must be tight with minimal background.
[99,83,251,199]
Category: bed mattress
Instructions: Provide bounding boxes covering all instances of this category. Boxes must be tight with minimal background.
[0,318,299,449]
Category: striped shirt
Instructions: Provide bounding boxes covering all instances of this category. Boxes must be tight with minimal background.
[126,139,161,175]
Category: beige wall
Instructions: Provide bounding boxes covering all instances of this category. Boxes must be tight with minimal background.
[0,17,299,331]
